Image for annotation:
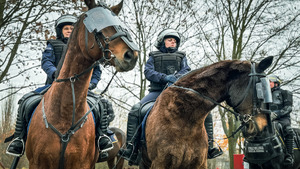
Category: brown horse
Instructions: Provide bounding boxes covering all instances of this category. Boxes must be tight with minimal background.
[98,127,126,169]
[140,57,273,169]
[25,1,138,169]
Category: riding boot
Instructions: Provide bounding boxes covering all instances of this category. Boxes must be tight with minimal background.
[118,103,141,165]
[6,107,25,157]
[205,113,223,159]
[284,130,294,166]
[97,108,113,153]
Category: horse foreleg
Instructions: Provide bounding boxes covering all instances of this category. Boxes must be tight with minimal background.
[107,158,115,169]
[115,156,125,169]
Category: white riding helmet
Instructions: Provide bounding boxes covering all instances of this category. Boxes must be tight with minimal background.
[55,15,77,39]
[267,74,282,84]
[154,28,181,49]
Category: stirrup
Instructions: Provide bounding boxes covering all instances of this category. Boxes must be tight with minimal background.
[119,143,134,158]
[283,154,294,166]
[98,135,114,153]
[6,138,25,157]
[207,140,223,159]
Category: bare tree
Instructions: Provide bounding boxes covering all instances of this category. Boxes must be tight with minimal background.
[191,0,300,168]
[0,0,85,100]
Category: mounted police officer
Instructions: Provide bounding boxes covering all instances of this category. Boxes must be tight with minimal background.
[6,15,114,158]
[41,14,101,88]
[268,74,294,166]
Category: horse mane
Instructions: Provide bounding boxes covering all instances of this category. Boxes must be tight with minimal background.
[179,60,251,84]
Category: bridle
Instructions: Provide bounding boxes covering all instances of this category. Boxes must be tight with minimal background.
[83,2,139,66]
[84,25,129,66]
[170,62,270,138]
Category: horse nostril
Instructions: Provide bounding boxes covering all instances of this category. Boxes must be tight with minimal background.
[124,50,133,61]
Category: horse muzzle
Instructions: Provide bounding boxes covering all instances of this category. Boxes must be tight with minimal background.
[113,50,138,72]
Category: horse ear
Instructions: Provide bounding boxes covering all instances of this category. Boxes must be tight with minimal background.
[256,56,273,73]
[111,0,123,15]
[84,0,96,9]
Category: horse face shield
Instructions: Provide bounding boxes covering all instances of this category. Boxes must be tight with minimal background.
[83,6,139,52]
[256,77,272,104]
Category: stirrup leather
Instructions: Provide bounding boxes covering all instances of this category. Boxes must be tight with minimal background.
[6,137,25,157]
[98,135,114,152]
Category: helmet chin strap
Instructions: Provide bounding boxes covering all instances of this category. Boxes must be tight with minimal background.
[166,47,178,53]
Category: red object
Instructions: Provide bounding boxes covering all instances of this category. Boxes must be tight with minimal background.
[234,154,245,169]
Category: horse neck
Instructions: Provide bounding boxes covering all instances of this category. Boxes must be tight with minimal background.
[176,70,229,112]
[45,41,94,120]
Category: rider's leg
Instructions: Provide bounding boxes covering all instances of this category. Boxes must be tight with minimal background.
[6,106,25,156]
[6,90,46,157]
[205,113,223,159]
[97,106,114,153]
[119,103,141,160]
[283,125,294,166]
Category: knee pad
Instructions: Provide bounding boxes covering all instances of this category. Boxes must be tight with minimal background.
[284,126,294,138]
[129,103,142,118]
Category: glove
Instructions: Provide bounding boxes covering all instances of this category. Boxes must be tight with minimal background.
[175,73,183,78]
[52,71,56,80]
[163,75,177,83]
[88,83,97,90]
[270,112,278,121]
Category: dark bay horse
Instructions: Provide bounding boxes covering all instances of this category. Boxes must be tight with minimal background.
[98,127,126,169]
[25,0,138,168]
[140,57,273,169]
[242,115,300,169]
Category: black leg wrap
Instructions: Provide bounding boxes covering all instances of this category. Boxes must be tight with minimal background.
[118,103,141,165]
[97,102,114,152]
[284,126,294,166]
[205,113,214,146]
[205,113,223,159]
[6,106,25,156]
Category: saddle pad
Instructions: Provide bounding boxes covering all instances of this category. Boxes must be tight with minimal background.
[141,105,154,141]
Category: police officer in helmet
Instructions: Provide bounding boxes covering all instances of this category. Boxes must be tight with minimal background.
[268,74,294,166]
[119,28,191,165]
[42,15,101,88]
[6,15,112,157]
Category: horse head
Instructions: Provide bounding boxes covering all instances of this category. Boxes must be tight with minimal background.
[75,0,138,72]
[225,56,273,139]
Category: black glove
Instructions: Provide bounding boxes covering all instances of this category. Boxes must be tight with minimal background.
[52,71,56,80]
[163,75,177,83]
[88,83,97,90]
[270,112,278,121]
